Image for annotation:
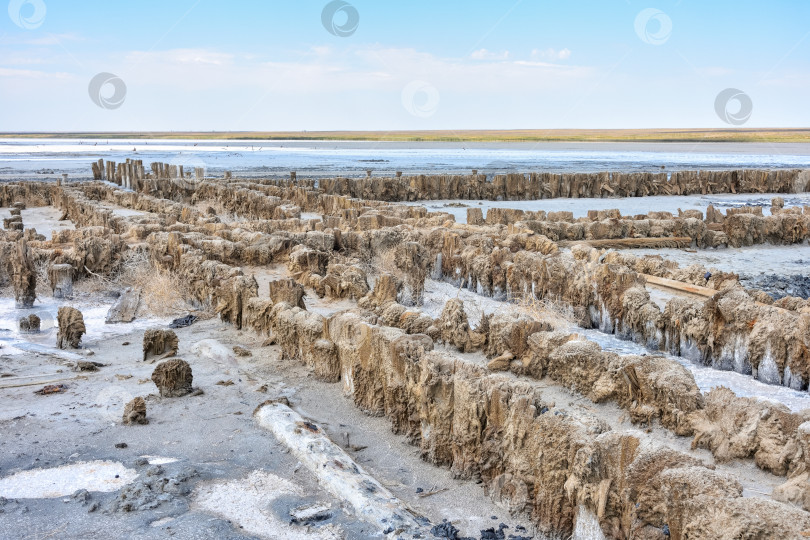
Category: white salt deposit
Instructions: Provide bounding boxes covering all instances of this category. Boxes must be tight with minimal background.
[423,277,810,412]
[141,456,179,465]
[193,470,341,540]
[0,461,138,499]
[573,505,607,540]
[581,328,810,412]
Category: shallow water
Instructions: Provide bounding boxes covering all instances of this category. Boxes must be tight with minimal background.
[3,138,810,180]
[0,297,170,352]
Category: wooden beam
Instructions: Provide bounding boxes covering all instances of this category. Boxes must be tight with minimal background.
[560,237,692,250]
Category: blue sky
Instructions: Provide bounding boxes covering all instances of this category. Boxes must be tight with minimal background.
[0,0,808,131]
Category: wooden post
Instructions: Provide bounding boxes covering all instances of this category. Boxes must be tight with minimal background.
[12,239,36,308]
[48,263,74,299]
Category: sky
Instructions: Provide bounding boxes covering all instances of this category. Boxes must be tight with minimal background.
[0,0,808,131]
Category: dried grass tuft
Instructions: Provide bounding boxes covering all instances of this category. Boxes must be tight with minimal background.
[508,290,576,329]
[72,249,196,317]
[118,250,192,317]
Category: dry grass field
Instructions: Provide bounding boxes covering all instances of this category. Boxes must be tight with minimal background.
[3,128,810,143]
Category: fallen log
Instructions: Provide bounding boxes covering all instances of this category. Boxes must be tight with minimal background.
[254,401,426,538]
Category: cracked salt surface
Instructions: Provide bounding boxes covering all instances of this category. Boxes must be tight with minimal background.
[0,461,138,499]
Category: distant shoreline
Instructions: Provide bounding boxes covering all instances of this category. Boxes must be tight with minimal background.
[2,129,810,143]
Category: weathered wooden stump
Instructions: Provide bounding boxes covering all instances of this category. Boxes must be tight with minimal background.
[18,314,41,333]
[142,329,179,362]
[151,359,193,397]
[4,216,22,230]
[56,306,85,349]
[12,238,36,308]
[467,207,484,225]
[268,279,307,309]
[122,397,148,425]
[48,263,74,299]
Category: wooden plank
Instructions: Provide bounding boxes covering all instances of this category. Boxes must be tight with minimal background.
[642,274,791,313]
[559,237,692,250]
[642,274,716,297]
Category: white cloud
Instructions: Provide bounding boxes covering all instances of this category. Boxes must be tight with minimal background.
[0,33,85,46]
[531,48,572,61]
[0,67,73,79]
[115,45,594,94]
[697,66,733,77]
[127,49,233,66]
[470,48,510,61]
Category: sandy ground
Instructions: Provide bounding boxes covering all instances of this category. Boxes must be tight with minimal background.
[0,261,542,540]
[2,291,792,539]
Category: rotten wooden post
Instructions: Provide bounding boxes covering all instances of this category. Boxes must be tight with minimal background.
[48,263,74,299]
[12,238,36,308]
